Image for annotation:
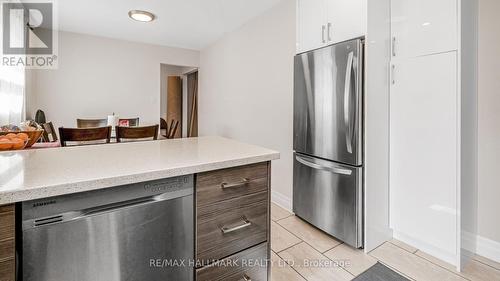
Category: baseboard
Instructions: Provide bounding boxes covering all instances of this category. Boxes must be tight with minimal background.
[271,190,293,212]
[393,230,457,266]
[476,234,500,263]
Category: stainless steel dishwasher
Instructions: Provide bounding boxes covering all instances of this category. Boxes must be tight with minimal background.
[19,175,194,281]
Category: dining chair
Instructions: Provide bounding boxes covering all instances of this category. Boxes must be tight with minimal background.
[42,122,58,142]
[166,120,179,139]
[160,118,168,130]
[118,118,139,127]
[58,126,112,147]
[115,125,159,143]
[76,118,107,128]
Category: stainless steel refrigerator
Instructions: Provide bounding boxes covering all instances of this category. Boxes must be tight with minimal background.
[293,38,363,248]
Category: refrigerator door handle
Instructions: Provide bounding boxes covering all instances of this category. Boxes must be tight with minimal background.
[295,155,352,176]
[344,51,354,154]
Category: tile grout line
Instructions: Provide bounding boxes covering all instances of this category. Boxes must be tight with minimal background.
[274,244,311,281]
[472,257,500,272]
[321,242,343,254]
[376,260,418,281]
[371,242,470,281]
[272,219,304,246]
[272,213,294,222]
[275,217,343,255]
[388,240,418,254]
[414,253,473,281]
[276,242,355,280]
[275,239,303,254]
[368,244,418,281]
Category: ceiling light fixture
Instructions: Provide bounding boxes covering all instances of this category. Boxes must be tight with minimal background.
[128,10,156,22]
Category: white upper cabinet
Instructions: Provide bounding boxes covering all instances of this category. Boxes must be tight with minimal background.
[391,0,458,59]
[297,0,366,54]
[297,0,327,53]
[327,0,366,45]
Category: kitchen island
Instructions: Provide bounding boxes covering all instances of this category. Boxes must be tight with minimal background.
[0,136,279,281]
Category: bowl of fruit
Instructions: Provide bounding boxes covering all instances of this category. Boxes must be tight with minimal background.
[0,122,44,150]
[0,132,30,151]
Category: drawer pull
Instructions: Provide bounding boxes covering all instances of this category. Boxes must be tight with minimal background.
[220,178,250,190]
[242,274,252,281]
[221,218,252,234]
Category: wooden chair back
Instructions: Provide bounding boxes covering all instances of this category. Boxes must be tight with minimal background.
[59,126,112,147]
[115,125,159,143]
[160,118,168,130]
[119,118,139,127]
[77,118,107,128]
[42,122,58,142]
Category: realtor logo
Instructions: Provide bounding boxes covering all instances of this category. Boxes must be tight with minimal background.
[1,1,58,68]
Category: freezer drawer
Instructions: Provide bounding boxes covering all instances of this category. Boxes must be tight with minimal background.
[293,153,363,248]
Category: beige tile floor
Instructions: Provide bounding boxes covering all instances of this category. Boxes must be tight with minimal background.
[270,203,500,281]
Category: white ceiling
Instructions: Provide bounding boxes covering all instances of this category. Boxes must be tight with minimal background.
[58,0,284,50]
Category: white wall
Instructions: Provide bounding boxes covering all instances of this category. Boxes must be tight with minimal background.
[478,0,500,244]
[199,0,295,208]
[28,31,199,128]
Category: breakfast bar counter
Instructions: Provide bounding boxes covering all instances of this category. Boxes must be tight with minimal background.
[0,136,279,204]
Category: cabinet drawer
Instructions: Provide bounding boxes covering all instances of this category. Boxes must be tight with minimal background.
[197,243,268,281]
[197,191,268,262]
[0,259,14,281]
[0,205,13,215]
[197,162,269,207]
[0,240,14,262]
[0,210,14,241]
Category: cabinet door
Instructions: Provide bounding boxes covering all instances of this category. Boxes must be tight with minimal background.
[297,0,327,53]
[391,0,457,58]
[390,52,457,258]
[326,0,366,44]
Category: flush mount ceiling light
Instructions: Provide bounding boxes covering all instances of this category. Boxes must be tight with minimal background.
[128,10,156,22]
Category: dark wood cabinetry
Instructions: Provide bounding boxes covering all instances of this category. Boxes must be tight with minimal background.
[0,205,15,281]
[196,162,270,281]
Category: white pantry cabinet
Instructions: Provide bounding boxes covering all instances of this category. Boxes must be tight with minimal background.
[296,0,366,53]
[389,0,478,270]
[391,0,458,58]
[390,52,458,263]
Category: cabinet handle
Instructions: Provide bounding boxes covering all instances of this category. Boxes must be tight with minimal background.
[327,22,332,42]
[391,64,396,85]
[220,178,250,189]
[242,274,252,281]
[392,36,396,57]
[322,25,326,43]
[221,218,252,234]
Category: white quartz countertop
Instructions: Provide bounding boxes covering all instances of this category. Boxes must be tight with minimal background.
[0,136,279,204]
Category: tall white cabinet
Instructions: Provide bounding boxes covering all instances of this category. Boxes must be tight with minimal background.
[389,0,477,270]
[296,0,366,53]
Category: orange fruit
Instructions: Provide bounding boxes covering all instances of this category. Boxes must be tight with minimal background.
[0,139,13,150]
[5,133,17,139]
[10,138,25,150]
[16,133,29,142]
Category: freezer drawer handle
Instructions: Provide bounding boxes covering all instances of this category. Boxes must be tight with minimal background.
[220,218,252,234]
[221,178,250,189]
[295,155,352,176]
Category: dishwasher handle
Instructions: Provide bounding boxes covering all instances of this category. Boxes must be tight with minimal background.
[24,193,173,230]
